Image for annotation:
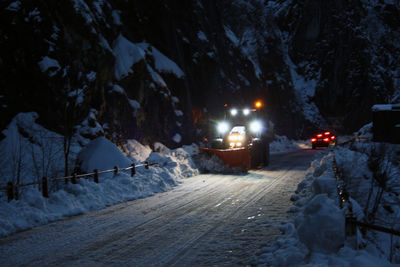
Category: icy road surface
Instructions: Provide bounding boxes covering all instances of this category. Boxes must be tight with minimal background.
[0,149,318,266]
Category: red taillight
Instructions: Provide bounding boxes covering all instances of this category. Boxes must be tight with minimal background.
[324,131,331,135]
[203,137,208,143]
[311,138,317,142]
[317,134,323,138]
[323,138,329,142]
[331,136,335,140]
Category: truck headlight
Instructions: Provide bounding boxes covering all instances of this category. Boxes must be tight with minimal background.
[249,120,262,133]
[230,109,238,116]
[243,108,250,116]
[217,121,229,134]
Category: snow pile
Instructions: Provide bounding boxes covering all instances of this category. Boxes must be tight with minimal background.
[270,135,309,153]
[258,148,396,265]
[194,153,245,174]
[296,194,345,253]
[0,115,199,237]
[354,122,373,140]
[77,137,131,172]
[122,139,152,163]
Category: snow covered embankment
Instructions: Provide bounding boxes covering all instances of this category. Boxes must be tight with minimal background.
[258,148,395,266]
[270,135,309,153]
[0,114,199,238]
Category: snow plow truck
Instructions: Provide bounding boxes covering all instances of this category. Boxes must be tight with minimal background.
[200,100,271,169]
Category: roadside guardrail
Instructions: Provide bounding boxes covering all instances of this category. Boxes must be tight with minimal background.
[0,162,157,202]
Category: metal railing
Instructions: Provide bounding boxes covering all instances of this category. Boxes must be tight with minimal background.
[0,161,157,202]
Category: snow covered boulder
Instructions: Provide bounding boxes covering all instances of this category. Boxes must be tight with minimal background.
[296,194,345,253]
[313,154,332,177]
[154,142,171,155]
[354,122,373,140]
[312,171,337,198]
[123,139,152,163]
[77,137,132,173]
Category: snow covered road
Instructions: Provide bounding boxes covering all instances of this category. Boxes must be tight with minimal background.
[0,149,318,266]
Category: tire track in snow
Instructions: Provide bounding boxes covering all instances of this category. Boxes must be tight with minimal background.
[0,149,318,266]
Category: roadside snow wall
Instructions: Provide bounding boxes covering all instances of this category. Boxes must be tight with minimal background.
[258,150,392,266]
[0,115,199,237]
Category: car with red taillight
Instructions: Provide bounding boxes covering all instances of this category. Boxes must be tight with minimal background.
[311,131,336,149]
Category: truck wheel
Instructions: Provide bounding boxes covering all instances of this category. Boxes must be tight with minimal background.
[250,143,262,169]
[312,144,316,149]
[209,140,224,149]
[263,143,270,166]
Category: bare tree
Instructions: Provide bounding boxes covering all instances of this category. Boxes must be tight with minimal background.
[30,129,63,190]
[365,144,392,224]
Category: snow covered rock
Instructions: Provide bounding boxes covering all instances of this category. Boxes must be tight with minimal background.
[77,136,132,172]
[123,139,152,163]
[112,34,146,80]
[354,122,373,140]
[154,142,171,155]
[312,175,337,199]
[296,194,345,253]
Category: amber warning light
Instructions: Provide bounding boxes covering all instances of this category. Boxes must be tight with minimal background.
[255,101,263,108]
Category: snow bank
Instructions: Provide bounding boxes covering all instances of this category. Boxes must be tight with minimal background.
[0,115,200,237]
[270,135,309,153]
[296,194,345,253]
[258,149,394,265]
[354,122,373,140]
[193,153,245,174]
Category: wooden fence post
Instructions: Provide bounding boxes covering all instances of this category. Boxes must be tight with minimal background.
[42,177,49,198]
[72,172,77,184]
[345,217,357,237]
[145,161,149,169]
[113,166,118,176]
[7,182,14,202]
[131,163,135,177]
[94,169,99,183]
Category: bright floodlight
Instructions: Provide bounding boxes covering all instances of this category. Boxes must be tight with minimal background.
[243,108,250,116]
[217,121,229,134]
[249,120,262,133]
[230,109,238,116]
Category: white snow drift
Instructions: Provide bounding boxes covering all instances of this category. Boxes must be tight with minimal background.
[0,113,198,237]
[258,138,398,266]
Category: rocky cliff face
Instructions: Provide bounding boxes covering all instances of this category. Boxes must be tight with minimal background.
[1,0,399,146]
